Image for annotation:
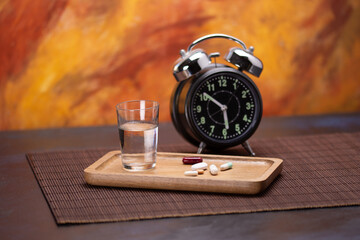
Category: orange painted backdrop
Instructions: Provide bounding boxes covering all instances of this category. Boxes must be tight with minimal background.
[0,0,359,130]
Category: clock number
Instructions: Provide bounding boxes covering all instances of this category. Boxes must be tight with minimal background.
[235,124,241,134]
[242,90,249,98]
[222,128,227,139]
[218,79,227,87]
[246,102,254,110]
[196,105,201,113]
[199,93,209,101]
[207,84,215,92]
[200,117,206,124]
[243,114,251,123]
[233,79,239,90]
[209,125,215,136]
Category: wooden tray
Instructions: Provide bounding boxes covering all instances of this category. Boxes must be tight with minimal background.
[84,151,283,194]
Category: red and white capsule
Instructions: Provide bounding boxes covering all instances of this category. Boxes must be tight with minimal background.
[182,157,203,165]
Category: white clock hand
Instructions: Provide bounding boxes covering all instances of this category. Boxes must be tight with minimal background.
[203,92,229,128]
[223,107,229,129]
[203,92,224,109]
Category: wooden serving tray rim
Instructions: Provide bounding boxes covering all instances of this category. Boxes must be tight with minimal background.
[84,151,283,194]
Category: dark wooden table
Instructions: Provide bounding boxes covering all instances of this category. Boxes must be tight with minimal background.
[1,113,360,240]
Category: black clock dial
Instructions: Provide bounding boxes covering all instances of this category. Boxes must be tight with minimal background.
[188,71,261,146]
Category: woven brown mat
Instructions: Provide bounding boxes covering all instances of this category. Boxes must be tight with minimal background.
[26,132,360,224]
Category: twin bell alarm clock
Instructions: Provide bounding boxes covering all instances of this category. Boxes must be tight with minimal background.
[170,34,263,156]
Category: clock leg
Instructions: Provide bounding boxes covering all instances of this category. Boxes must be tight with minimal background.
[242,141,255,156]
[197,142,206,154]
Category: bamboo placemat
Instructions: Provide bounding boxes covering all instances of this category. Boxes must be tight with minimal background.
[26,132,360,224]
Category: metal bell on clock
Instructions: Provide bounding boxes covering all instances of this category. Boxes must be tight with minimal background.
[225,47,263,77]
[173,49,212,82]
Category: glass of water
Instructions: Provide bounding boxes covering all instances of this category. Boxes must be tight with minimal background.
[116,100,159,171]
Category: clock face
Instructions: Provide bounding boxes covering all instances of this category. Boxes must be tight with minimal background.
[189,71,261,146]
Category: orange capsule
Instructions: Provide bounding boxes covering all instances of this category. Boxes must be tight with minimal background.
[197,169,204,174]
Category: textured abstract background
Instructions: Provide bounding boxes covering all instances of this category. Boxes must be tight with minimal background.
[0,0,359,130]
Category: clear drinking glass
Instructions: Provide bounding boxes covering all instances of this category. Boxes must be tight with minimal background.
[116,100,159,171]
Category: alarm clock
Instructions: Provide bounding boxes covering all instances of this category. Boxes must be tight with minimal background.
[170,34,263,156]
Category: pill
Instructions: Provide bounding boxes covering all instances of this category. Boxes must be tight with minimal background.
[182,157,203,165]
[197,169,204,174]
[220,162,233,171]
[184,170,198,176]
[210,164,219,175]
[191,162,208,171]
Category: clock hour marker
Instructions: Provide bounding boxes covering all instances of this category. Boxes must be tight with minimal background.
[209,125,215,136]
